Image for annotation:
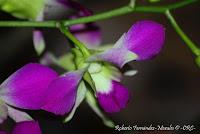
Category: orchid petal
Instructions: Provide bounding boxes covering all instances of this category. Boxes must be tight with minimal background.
[43,0,70,19]
[88,34,137,68]
[42,70,83,115]
[52,0,102,48]
[43,0,102,49]
[97,81,130,113]
[0,132,7,134]
[33,30,46,55]
[0,101,8,124]
[7,106,33,123]
[64,81,87,122]
[88,63,122,94]
[70,23,101,49]
[0,63,58,110]
[125,20,165,60]
[40,52,58,66]
[89,47,137,68]
[12,121,41,134]
[124,70,138,76]
[86,91,114,127]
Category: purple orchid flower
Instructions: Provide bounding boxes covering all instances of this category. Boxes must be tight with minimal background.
[33,0,101,55]
[40,20,165,114]
[84,20,165,113]
[0,121,41,134]
[89,20,165,68]
[0,63,58,123]
[3,21,165,118]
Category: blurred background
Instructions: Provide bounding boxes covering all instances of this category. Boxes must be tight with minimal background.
[0,0,200,133]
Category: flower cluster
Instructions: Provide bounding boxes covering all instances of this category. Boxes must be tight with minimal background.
[0,0,165,133]
[0,20,165,132]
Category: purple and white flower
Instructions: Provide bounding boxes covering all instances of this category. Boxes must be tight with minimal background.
[89,20,165,67]
[40,20,165,114]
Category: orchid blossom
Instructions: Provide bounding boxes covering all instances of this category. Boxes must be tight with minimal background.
[39,20,165,118]
[1,0,183,131]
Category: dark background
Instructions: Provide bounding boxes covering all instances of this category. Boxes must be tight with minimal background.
[0,0,200,134]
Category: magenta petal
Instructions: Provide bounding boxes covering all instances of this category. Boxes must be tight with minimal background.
[12,121,41,134]
[0,63,58,110]
[0,132,7,134]
[97,81,130,113]
[125,20,165,60]
[42,71,83,115]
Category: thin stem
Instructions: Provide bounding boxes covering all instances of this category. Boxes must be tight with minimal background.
[0,0,198,27]
[166,0,198,10]
[58,22,90,56]
[165,10,200,56]
[0,21,57,28]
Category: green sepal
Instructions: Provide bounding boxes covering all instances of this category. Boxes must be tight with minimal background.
[86,90,115,128]
[0,0,45,20]
[64,81,87,123]
[57,53,76,71]
[72,48,87,69]
[40,52,76,71]
[83,71,96,91]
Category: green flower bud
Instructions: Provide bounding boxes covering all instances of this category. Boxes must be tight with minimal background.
[0,0,45,20]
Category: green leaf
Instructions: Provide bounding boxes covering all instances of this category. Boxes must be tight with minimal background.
[86,90,115,128]
[0,0,45,20]
[64,81,87,122]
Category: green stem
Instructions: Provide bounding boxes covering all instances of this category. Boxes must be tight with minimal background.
[0,0,198,27]
[165,10,200,56]
[0,21,57,28]
[166,0,198,10]
[58,23,90,56]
